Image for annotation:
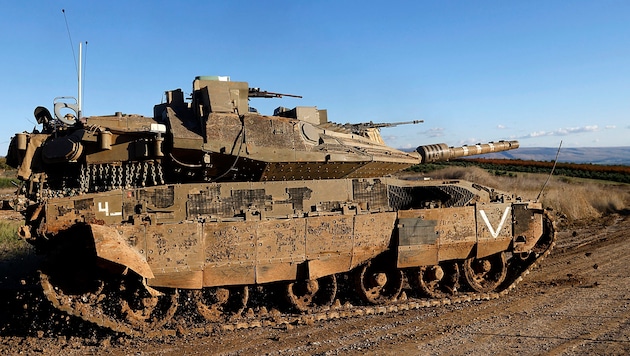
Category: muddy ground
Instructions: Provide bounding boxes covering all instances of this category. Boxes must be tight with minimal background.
[1,207,629,355]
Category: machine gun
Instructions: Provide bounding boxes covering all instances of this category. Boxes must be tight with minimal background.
[342,120,424,136]
[248,88,303,99]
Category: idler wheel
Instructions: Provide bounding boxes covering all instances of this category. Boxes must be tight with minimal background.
[193,286,249,321]
[410,262,460,298]
[354,260,403,304]
[120,277,179,329]
[463,252,508,293]
[285,275,337,312]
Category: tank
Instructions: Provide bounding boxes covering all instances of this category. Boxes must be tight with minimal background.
[5,76,555,335]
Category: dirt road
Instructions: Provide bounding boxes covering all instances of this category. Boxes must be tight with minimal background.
[1,213,629,355]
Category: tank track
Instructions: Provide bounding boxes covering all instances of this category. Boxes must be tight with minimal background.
[40,211,556,338]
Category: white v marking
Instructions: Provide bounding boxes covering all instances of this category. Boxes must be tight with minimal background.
[479,207,511,238]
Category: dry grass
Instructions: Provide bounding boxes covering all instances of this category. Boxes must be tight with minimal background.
[0,220,21,243]
[0,217,33,260]
[427,166,630,221]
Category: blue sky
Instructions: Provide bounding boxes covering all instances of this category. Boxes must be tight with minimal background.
[1,1,629,155]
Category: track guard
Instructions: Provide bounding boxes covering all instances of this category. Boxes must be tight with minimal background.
[89,224,155,279]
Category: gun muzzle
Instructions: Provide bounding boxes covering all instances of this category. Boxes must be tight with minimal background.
[416,140,519,163]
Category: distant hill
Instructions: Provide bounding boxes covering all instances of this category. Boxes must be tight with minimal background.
[476,146,630,165]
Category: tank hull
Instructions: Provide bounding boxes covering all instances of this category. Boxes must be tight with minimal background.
[25,177,547,291]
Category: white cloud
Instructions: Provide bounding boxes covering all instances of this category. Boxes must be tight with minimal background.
[459,138,482,145]
[497,124,506,129]
[518,125,600,139]
[528,131,548,137]
[605,125,616,129]
[419,127,445,138]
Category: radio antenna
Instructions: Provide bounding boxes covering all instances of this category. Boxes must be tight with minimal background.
[78,42,83,118]
[536,140,562,202]
[62,9,77,75]
[61,9,86,119]
[81,41,88,116]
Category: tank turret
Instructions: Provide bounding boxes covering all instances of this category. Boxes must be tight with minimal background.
[7,76,519,200]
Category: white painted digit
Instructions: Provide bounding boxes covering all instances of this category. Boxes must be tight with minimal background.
[97,201,121,217]
[98,202,109,215]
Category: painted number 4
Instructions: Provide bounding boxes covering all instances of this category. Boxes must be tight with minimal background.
[97,201,122,217]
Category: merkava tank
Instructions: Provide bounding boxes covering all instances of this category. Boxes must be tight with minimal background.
[6,76,554,335]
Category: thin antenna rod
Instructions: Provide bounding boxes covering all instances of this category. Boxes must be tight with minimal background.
[78,42,82,118]
[536,140,562,202]
[82,41,88,114]
[62,9,78,75]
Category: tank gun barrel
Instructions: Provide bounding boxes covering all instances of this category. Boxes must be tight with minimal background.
[416,140,519,163]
